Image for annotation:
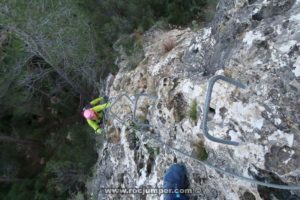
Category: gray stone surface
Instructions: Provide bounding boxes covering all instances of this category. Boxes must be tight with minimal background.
[87,0,300,199]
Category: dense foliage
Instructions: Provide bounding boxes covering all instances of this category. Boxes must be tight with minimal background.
[80,0,210,70]
[0,33,98,199]
[0,0,216,199]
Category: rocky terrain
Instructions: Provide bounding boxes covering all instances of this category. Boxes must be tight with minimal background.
[88,0,300,199]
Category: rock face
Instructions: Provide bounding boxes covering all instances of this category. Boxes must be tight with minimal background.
[87,0,300,199]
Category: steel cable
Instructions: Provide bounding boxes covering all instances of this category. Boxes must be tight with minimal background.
[101,76,300,190]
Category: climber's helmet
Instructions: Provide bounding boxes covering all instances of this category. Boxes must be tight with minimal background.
[83,109,98,120]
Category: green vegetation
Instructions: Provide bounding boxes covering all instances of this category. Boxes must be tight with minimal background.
[192,140,208,161]
[145,144,160,157]
[189,99,198,123]
[0,0,217,199]
[79,0,211,70]
[0,32,97,199]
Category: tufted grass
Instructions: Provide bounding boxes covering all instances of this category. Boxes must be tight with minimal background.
[189,99,198,123]
[192,140,208,161]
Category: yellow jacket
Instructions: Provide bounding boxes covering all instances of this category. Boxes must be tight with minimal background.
[86,97,111,134]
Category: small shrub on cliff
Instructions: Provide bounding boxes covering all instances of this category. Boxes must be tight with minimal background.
[192,140,208,161]
[162,39,176,53]
[189,99,198,123]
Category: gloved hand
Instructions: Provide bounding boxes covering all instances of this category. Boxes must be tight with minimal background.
[103,95,109,102]
[95,128,102,135]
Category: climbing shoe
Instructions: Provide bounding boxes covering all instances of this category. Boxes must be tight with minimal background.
[163,164,189,200]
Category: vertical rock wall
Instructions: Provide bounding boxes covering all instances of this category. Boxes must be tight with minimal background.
[88,0,300,199]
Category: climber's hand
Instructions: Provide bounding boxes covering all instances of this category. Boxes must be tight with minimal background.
[95,128,102,135]
[104,95,109,102]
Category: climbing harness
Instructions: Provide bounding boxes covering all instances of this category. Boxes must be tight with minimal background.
[102,75,300,190]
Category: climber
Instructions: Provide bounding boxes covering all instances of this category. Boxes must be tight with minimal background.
[82,96,111,134]
[163,163,190,200]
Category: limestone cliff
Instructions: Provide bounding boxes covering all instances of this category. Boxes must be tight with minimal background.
[88,0,300,199]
